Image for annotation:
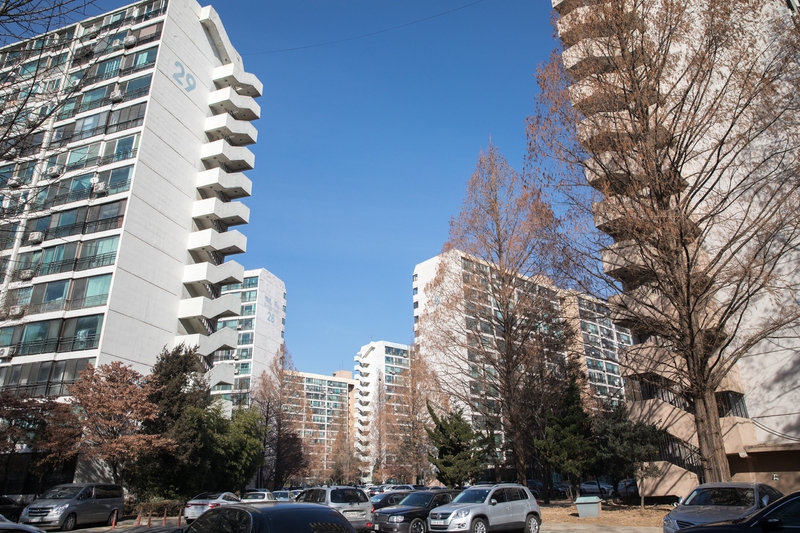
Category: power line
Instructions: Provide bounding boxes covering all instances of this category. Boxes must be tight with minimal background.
[245,0,488,55]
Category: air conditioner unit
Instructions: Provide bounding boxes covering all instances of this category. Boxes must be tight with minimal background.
[69,79,82,92]
[109,90,124,103]
[123,35,138,49]
[84,28,100,39]
[27,231,44,244]
[46,165,64,177]
[9,306,24,318]
[3,148,18,160]
[0,346,16,358]
[111,39,124,50]
[232,355,239,360]
[7,177,20,188]
[18,269,34,281]
[26,115,39,126]
[92,181,108,195]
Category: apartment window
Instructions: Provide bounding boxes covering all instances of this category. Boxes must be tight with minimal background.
[107,102,145,133]
[60,314,103,352]
[237,348,252,360]
[237,332,253,345]
[67,142,101,171]
[76,235,119,270]
[39,242,79,275]
[118,74,151,99]
[238,318,254,331]
[217,319,237,330]
[413,301,418,309]
[243,276,258,288]
[102,134,139,162]
[66,274,111,310]
[121,46,157,74]
[96,165,133,194]
[85,200,126,234]
[412,287,418,295]
[240,290,257,303]
[240,304,255,316]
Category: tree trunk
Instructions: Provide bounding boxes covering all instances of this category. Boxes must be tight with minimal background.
[693,388,731,483]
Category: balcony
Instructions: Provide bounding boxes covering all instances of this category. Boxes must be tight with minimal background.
[585,151,645,191]
[562,36,619,74]
[608,285,679,330]
[204,114,257,146]
[192,197,249,227]
[208,87,260,121]
[187,228,246,256]
[569,72,628,115]
[578,107,670,152]
[601,239,654,283]
[200,139,255,171]
[175,327,238,357]
[183,261,243,291]
[552,0,602,15]
[196,168,251,200]
[212,63,262,98]
[178,293,240,321]
[629,397,698,446]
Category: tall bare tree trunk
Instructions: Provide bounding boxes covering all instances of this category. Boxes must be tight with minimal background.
[694,389,730,482]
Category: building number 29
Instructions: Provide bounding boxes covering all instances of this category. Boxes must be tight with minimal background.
[172,61,196,92]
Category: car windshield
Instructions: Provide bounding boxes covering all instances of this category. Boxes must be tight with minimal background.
[370,494,387,503]
[192,492,221,501]
[273,492,289,498]
[40,486,83,499]
[453,489,490,504]
[399,493,433,507]
[684,487,755,507]
[242,493,266,500]
[331,489,367,504]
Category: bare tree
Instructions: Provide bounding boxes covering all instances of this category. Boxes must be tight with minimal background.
[251,346,307,490]
[419,143,572,484]
[533,0,800,482]
[328,409,360,484]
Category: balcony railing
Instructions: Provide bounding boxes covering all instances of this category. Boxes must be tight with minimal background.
[64,147,138,173]
[15,251,117,278]
[119,59,156,78]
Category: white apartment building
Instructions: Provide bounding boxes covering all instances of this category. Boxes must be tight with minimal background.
[0,0,260,395]
[354,340,410,483]
[211,268,286,406]
[286,369,355,480]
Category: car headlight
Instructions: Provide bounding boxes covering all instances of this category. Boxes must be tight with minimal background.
[388,516,405,523]
[663,515,677,530]
[53,504,70,515]
[453,509,470,519]
[21,508,29,516]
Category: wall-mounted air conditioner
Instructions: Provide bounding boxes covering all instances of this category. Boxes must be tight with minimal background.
[92,182,108,195]
[27,231,44,244]
[7,177,20,188]
[111,39,124,50]
[9,306,24,318]
[18,269,34,281]
[46,165,64,177]
[123,35,138,49]
[109,90,124,103]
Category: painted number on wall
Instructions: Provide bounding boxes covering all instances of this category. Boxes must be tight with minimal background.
[172,61,196,92]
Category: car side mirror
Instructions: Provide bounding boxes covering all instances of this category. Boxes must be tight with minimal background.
[757,518,783,532]
[490,499,497,506]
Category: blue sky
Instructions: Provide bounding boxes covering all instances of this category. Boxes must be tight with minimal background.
[103,0,560,374]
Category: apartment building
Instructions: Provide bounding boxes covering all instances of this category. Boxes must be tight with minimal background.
[210,268,286,406]
[353,340,410,483]
[0,0,260,395]
[551,0,800,496]
[285,369,356,481]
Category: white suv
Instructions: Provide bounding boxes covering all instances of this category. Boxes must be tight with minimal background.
[427,484,541,533]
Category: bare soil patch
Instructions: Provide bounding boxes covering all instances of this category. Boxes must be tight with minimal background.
[540,500,671,527]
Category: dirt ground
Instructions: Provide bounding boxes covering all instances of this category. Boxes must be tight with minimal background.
[540,500,672,527]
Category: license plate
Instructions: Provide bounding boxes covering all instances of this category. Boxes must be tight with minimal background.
[430,520,446,526]
[343,510,360,516]
[29,518,41,523]
[374,525,380,531]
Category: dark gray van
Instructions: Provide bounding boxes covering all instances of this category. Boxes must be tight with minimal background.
[20,483,124,530]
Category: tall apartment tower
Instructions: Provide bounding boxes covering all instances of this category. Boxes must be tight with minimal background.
[0,0,260,395]
[552,0,800,496]
[285,369,356,482]
[354,340,410,483]
[211,268,286,406]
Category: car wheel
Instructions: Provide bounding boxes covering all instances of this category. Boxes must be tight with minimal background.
[524,514,541,533]
[410,518,426,533]
[470,518,487,533]
[107,511,118,526]
[8,513,19,523]
[61,513,77,531]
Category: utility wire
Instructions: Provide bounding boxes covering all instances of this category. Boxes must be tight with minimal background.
[246,0,487,55]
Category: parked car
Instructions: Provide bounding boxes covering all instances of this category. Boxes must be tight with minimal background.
[183,492,240,523]
[673,490,800,532]
[579,480,614,497]
[617,479,639,500]
[20,483,124,531]
[0,515,45,533]
[391,485,416,492]
[240,491,277,503]
[272,490,293,501]
[180,502,357,533]
[662,482,784,533]
[295,486,372,532]
[373,490,460,533]
[0,496,27,523]
[427,483,541,533]
[371,491,412,511]
[290,489,304,500]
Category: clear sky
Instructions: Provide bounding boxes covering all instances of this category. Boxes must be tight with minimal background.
[99,0,560,375]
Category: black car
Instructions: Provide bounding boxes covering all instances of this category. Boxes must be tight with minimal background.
[371,491,411,511]
[0,497,26,523]
[372,490,460,533]
[176,502,356,533]
[678,490,800,532]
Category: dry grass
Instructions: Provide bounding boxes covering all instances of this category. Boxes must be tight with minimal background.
[540,500,672,527]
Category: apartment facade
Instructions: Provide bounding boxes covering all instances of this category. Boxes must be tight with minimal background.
[0,0,260,395]
[285,369,355,482]
[551,0,800,496]
[210,268,286,406]
[353,340,410,483]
